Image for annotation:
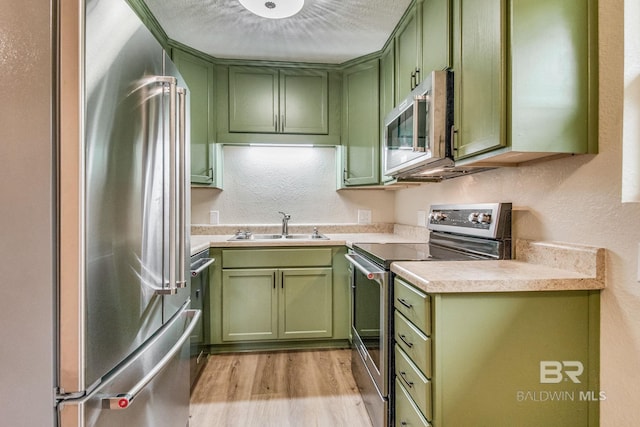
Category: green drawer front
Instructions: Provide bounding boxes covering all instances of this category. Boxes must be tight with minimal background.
[395,345,432,422]
[395,378,430,427]
[222,248,332,268]
[394,277,431,336]
[395,311,431,378]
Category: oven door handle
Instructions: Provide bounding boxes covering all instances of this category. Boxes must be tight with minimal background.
[345,254,386,282]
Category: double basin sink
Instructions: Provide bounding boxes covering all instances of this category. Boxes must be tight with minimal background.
[228,233,330,241]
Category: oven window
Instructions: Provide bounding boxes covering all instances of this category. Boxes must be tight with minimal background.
[353,268,383,374]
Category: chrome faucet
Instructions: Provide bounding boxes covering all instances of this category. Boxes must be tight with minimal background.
[278,211,291,236]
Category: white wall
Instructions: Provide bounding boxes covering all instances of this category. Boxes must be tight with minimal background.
[0,1,56,425]
[395,1,638,423]
[191,145,395,225]
[622,0,640,201]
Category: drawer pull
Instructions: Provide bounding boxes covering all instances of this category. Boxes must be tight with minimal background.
[397,298,413,309]
[399,371,414,388]
[400,422,409,426]
[398,334,414,348]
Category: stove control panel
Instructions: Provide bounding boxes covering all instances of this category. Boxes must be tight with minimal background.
[428,203,511,239]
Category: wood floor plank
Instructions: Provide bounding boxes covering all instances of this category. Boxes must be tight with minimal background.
[189,349,373,427]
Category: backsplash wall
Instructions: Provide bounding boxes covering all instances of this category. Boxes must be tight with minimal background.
[191,145,395,225]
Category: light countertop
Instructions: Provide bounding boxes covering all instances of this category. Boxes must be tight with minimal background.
[391,240,606,293]
[190,232,424,255]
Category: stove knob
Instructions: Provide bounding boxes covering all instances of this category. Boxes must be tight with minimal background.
[430,212,448,222]
[478,213,492,224]
[468,212,479,223]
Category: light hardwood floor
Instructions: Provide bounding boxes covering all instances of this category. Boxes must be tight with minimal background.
[189,349,373,427]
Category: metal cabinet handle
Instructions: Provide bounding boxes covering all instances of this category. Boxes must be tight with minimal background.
[451,125,458,153]
[398,333,414,348]
[397,298,413,309]
[102,308,201,410]
[281,114,285,133]
[274,114,278,132]
[399,371,414,388]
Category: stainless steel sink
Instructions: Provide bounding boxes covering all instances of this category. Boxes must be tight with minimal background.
[285,234,329,240]
[227,233,329,241]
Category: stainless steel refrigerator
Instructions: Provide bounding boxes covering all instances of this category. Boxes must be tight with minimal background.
[54,0,197,425]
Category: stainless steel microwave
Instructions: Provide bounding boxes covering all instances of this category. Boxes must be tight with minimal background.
[383,70,453,178]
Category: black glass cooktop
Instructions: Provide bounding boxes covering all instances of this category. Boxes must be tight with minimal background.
[352,242,483,269]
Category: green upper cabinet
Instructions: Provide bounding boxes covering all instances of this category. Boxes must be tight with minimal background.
[228,67,279,134]
[453,0,598,164]
[380,43,396,183]
[280,70,329,134]
[172,48,218,186]
[421,0,451,73]
[508,0,597,157]
[451,0,507,160]
[228,66,328,135]
[395,5,420,100]
[341,59,380,187]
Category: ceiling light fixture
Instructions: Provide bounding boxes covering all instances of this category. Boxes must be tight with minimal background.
[238,0,304,19]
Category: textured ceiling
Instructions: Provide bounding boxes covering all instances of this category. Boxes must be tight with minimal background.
[143,0,413,64]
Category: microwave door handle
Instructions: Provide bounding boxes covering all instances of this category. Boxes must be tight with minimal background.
[412,96,419,152]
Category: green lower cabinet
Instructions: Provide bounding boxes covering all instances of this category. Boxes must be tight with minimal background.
[222,268,278,341]
[279,268,333,339]
[393,277,600,427]
[396,378,431,427]
[222,267,332,342]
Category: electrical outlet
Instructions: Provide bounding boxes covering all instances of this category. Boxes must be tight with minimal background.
[357,209,372,225]
[209,210,219,225]
[417,210,427,227]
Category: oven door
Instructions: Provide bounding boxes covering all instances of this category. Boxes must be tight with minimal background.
[346,253,390,396]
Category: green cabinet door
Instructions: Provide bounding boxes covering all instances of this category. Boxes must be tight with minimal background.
[395,7,420,100]
[279,70,328,134]
[421,0,451,73]
[279,268,333,339]
[228,66,279,133]
[342,59,380,186]
[432,291,600,426]
[452,0,507,159]
[228,66,328,135]
[172,49,217,185]
[221,268,278,341]
[380,43,396,183]
[509,0,595,154]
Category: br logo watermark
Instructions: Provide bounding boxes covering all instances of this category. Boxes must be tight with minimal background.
[540,361,584,384]
[515,360,606,402]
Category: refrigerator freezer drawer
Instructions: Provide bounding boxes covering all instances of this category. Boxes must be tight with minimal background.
[58,306,200,427]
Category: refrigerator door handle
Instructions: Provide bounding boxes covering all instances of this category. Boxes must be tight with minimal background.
[101,308,201,410]
[168,76,178,294]
[176,86,187,289]
[156,75,178,296]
